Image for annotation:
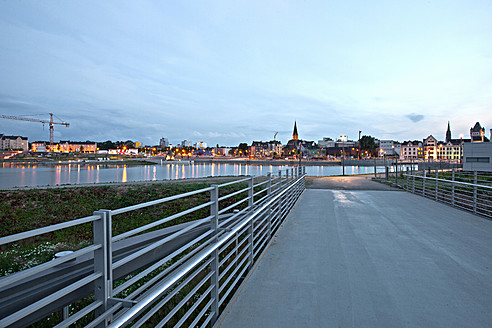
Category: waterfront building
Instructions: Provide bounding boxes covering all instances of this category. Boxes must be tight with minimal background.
[195,141,207,149]
[400,141,423,160]
[470,122,489,142]
[0,134,28,152]
[423,135,438,160]
[181,140,192,147]
[31,140,97,153]
[318,137,335,148]
[379,140,400,157]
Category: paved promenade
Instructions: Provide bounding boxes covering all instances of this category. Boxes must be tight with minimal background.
[219,177,492,327]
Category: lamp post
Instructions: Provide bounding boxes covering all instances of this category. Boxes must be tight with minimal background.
[341,135,346,176]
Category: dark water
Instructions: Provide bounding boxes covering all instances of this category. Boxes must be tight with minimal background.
[0,162,407,188]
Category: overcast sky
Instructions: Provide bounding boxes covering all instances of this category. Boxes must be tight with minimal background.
[0,1,491,146]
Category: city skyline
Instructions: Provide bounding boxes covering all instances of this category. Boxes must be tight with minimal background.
[1,1,491,145]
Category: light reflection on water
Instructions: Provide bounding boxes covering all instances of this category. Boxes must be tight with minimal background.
[0,162,410,189]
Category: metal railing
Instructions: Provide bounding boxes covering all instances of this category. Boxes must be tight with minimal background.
[404,169,492,218]
[0,166,306,327]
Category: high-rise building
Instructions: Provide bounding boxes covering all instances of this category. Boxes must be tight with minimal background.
[160,137,170,148]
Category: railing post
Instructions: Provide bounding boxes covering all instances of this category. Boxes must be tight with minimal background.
[412,170,415,193]
[93,210,112,327]
[278,171,282,188]
[435,170,438,201]
[473,171,477,214]
[423,170,426,196]
[248,176,254,269]
[395,162,398,185]
[451,169,455,206]
[209,185,219,324]
[406,168,409,190]
[286,169,289,185]
[385,166,389,181]
[267,173,272,241]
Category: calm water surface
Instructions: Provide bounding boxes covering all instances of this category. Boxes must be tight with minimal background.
[0,162,404,189]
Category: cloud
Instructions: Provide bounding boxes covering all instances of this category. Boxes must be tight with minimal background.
[406,113,424,123]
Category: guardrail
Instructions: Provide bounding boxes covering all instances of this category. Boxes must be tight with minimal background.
[404,169,492,218]
[0,166,306,327]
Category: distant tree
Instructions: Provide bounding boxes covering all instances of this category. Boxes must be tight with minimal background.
[359,135,378,157]
[124,140,135,148]
[98,140,117,150]
[238,143,248,155]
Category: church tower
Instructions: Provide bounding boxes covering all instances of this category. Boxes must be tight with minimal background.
[446,121,451,143]
[293,121,299,140]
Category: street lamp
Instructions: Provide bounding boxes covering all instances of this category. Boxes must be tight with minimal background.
[341,135,346,176]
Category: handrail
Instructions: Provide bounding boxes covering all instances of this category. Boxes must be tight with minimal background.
[404,173,492,190]
[0,166,306,328]
[108,175,304,328]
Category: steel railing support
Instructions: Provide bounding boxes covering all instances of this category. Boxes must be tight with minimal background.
[267,173,272,241]
[473,171,477,214]
[422,170,426,196]
[435,170,439,201]
[451,169,455,206]
[209,185,220,324]
[93,210,112,328]
[248,176,254,269]
[412,171,415,193]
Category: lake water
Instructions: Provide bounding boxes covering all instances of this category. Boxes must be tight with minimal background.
[0,162,406,189]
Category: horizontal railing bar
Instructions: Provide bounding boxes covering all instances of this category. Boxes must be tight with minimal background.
[113,217,210,270]
[219,237,249,268]
[113,229,214,295]
[405,174,492,190]
[0,272,101,328]
[172,284,214,328]
[144,271,214,328]
[0,244,100,289]
[253,179,269,188]
[217,177,251,188]
[189,298,214,328]
[113,201,214,242]
[218,261,250,307]
[219,241,249,278]
[254,234,270,259]
[218,197,250,215]
[0,215,99,246]
[218,206,250,229]
[219,251,250,293]
[218,224,250,254]
[112,187,214,215]
[253,188,268,198]
[218,186,249,202]
[131,259,214,328]
[53,300,103,328]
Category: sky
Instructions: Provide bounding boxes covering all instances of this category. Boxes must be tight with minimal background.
[0,0,491,147]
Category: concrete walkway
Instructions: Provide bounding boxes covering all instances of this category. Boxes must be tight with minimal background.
[218,186,492,327]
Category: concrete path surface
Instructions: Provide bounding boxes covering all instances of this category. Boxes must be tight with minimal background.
[218,188,492,327]
[305,175,397,190]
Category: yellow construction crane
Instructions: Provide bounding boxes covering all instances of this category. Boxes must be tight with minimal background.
[0,113,70,151]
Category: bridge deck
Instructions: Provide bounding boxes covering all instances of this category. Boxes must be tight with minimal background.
[219,184,492,327]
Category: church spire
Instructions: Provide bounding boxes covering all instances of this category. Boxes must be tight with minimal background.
[446,121,451,143]
[293,121,298,140]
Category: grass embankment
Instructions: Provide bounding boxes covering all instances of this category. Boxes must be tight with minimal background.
[0,178,250,276]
